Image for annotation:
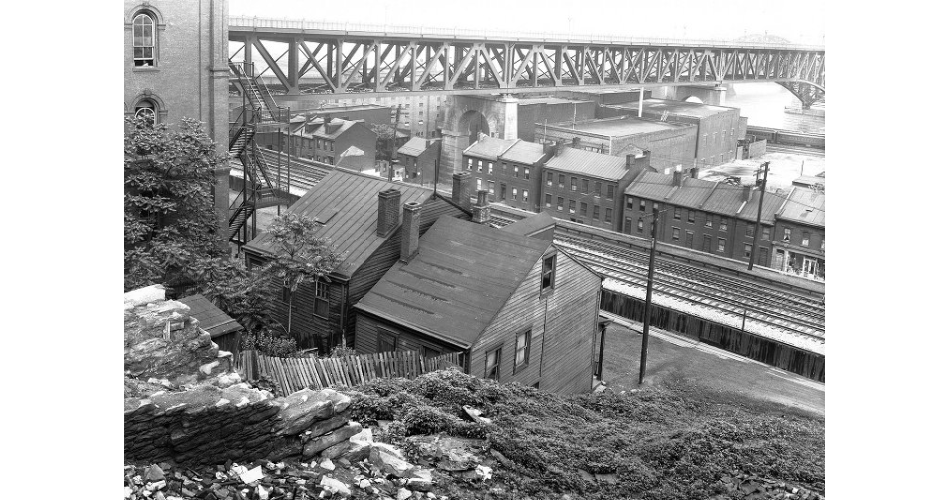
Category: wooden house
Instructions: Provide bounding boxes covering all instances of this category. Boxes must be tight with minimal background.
[243,169,472,353]
[353,202,604,394]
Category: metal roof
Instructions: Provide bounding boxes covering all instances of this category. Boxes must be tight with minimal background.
[244,169,435,278]
[500,211,555,240]
[463,136,518,160]
[776,188,825,228]
[545,148,629,181]
[178,294,242,338]
[397,137,437,157]
[499,140,548,165]
[304,118,359,139]
[607,98,736,118]
[550,116,690,137]
[626,172,782,224]
[355,216,551,348]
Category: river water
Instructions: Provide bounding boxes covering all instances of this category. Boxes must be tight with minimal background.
[725,83,825,134]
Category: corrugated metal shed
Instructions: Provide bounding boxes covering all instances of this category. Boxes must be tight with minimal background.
[499,140,547,165]
[245,169,435,278]
[463,137,518,160]
[544,148,629,181]
[355,216,551,348]
[776,188,825,228]
[179,294,242,338]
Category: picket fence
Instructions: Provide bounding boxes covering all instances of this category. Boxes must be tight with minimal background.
[235,350,463,397]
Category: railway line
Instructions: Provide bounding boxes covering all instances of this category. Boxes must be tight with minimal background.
[766,144,825,157]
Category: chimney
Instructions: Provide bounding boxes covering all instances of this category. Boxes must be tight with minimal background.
[543,142,556,157]
[452,172,473,210]
[377,188,401,237]
[571,136,582,149]
[400,201,423,263]
[555,139,567,156]
[742,184,753,202]
[472,190,491,224]
[672,170,683,187]
[690,166,699,178]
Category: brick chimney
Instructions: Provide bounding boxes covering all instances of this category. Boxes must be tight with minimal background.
[690,166,699,178]
[542,142,556,157]
[377,188,401,237]
[400,201,423,263]
[742,184,753,202]
[555,139,567,156]
[672,170,683,187]
[571,136,582,149]
[472,190,491,224]
[452,172,472,210]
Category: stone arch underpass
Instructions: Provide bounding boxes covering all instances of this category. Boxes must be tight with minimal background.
[439,95,519,184]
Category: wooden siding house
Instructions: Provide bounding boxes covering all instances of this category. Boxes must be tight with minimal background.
[353,209,604,394]
[243,169,471,353]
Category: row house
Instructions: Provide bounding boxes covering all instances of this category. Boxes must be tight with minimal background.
[243,169,472,353]
[624,170,784,266]
[540,146,651,232]
[772,188,825,280]
[354,201,603,394]
[278,116,377,171]
[396,137,441,187]
[461,137,554,212]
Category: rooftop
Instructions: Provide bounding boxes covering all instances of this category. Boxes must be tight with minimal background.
[607,98,737,118]
[544,148,629,181]
[547,116,690,137]
[500,211,555,240]
[303,117,361,140]
[499,140,549,165]
[178,295,242,338]
[517,96,592,106]
[776,188,825,228]
[463,136,519,160]
[245,169,435,278]
[397,137,438,157]
[355,216,551,348]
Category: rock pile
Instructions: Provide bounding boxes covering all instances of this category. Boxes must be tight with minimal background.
[710,472,825,500]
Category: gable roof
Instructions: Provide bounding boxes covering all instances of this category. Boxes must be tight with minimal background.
[500,211,555,241]
[355,216,551,348]
[499,140,548,165]
[463,136,519,160]
[178,294,242,338]
[776,187,825,228]
[544,148,629,181]
[397,137,436,157]
[244,169,435,278]
[304,117,360,139]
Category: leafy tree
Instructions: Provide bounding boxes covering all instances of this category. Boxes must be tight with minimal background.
[261,212,345,342]
[124,117,226,291]
[371,123,396,163]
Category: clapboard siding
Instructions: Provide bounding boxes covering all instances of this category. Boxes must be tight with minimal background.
[468,247,602,393]
[355,312,464,357]
[264,274,347,353]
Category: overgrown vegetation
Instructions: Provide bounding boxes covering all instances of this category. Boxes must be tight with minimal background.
[348,369,824,500]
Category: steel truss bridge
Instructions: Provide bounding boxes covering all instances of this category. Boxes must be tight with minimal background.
[228,18,825,107]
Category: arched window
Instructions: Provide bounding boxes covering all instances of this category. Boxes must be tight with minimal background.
[134,100,156,126]
[132,13,155,67]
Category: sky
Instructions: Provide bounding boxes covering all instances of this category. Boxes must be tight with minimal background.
[229,0,825,45]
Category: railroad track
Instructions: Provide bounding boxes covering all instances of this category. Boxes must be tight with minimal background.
[258,150,334,191]
[766,144,825,157]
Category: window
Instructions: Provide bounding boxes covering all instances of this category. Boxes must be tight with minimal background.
[523,189,529,202]
[467,158,473,170]
[595,182,602,197]
[743,244,752,258]
[514,166,519,178]
[557,197,564,211]
[501,162,507,173]
[512,187,519,200]
[544,193,552,208]
[134,100,157,126]
[571,177,578,191]
[605,208,613,223]
[685,230,694,247]
[488,162,494,174]
[688,210,695,223]
[652,201,660,212]
[705,216,713,228]
[582,179,589,193]
[624,217,632,233]
[377,329,397,353]
[593,205,600,220]
[636,216,644,233]
[762,227,771,241]
[639,199,646,211]
[524,168,530,180]
[745,224,755,238]
[329,142,334,152]
[558,174,565,188]
[783,228,792,242]
[546,172,553,186]
[476,178,482,191]
[758,247,769,265]
[581,202,588,216]
[514,330,531,372]
[717,238,726,252]
[488,181,495,195]
[477,160,483,172]
[673,207,681,220]
[485,347,502,380]
[569,200,576,214]
[672,227,680,240]
[606,185,615,200]
[500,183,507,200]
[802,232,810,247]
[719,218,728,232]
[541,254,556,291]
[132,13,156,67]
[314,281,329,318]
[423,346,440,359]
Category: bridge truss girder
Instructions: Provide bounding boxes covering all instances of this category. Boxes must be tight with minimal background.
[228,32,825,103]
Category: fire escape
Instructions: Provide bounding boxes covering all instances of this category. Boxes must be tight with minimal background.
[228,61,291,250]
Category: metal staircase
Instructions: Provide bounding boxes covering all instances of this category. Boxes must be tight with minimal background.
[228,62,291,248]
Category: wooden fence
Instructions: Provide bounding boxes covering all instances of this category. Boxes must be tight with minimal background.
[235,350,463,396]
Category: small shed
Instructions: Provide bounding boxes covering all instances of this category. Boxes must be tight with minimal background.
[179,294,244,354]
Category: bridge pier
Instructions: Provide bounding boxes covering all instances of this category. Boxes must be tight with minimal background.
[439,94,520,185]
[656,84,728,106]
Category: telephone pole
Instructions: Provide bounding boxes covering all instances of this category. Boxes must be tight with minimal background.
[639,205,659,385]
[747,161,770,271]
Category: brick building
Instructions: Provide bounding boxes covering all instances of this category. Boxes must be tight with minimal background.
[124,0,231,236]
[354,210,603,394]
[257,104,391,151]
[599,99,741,167]
[243,169,470,352]
[461,137,555,211]
[516,96,597,142]
[396,137,441,187]
[283,117,377,171]
[624,170,784,266]
[535,116,697,171]
[772,188,825,280]
[541,146,651,232]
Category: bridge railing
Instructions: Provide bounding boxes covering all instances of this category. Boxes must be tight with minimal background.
[229,16,825,51]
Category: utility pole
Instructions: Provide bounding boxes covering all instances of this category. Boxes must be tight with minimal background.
[747,161,770,271]
[639,205,659,385]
